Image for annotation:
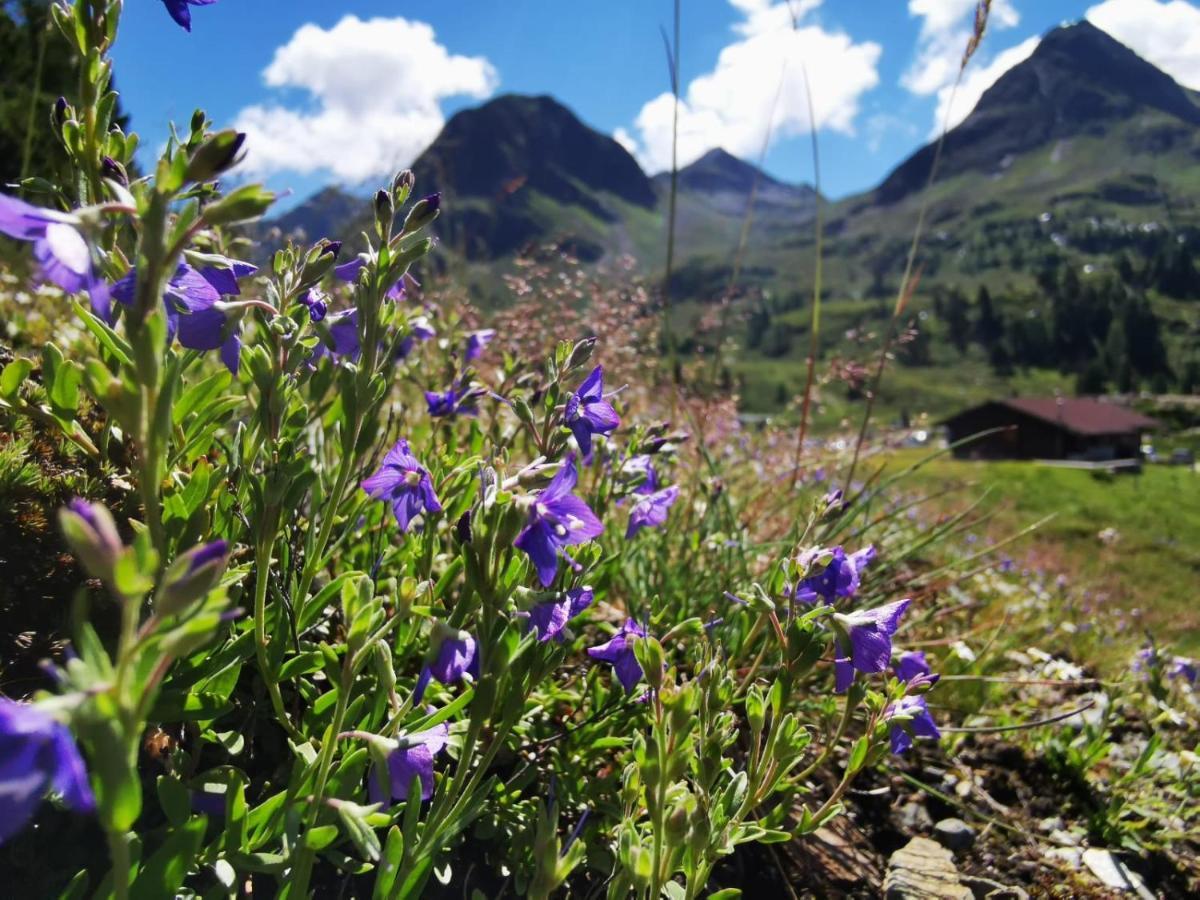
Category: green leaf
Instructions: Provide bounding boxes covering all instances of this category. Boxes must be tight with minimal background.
[173,369,232,426]
[708,891,742,900]
[304,824,340,850]
[0,358,33,401]
[72,299,134,367]
[156,775,191,827]
[89,720,142,832]
[847,736,869,775]
[278,650,326,681]
[130,815,207,900]
[56,869,89,900]
[372,826,404,900]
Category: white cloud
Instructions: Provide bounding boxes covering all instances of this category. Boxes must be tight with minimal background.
[620,1,881,173]
[1087,0,1200,88]
[931,35,1039,134]
[902,1,1024,135]
[903,0,1020,95]
[233,16,498,182]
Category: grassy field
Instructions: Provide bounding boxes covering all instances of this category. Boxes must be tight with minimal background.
[882,448,1200,657]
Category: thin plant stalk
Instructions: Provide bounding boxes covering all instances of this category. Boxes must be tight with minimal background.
[792,62,823,486]
[707,69,786,384]
[661,0,681,385]
[844,4,995,488]
[19,9,51,190]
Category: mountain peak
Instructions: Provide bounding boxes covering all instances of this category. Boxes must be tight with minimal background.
[665,147,816,207]
[412,92,654,209]
[975,19,1200,125]
[875,20,1200,204]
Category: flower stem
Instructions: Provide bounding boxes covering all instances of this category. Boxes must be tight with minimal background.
[254,536,303,742]
[288,659,353,896]
[107,827,131,900]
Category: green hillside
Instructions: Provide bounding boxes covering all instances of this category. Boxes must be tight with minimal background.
[263,21,1200,418]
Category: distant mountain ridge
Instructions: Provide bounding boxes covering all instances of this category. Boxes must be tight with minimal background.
[267,95,818,264]
[262,19,1200,413]
[876,20,1200,204]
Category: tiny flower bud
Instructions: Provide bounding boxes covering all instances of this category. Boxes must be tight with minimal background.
[401,192,440,234]
[184,130,246,182]
[159,540,230,615]
[52,96,69,127]
[101,156,128,185]
[454,510,473,545]
[374,189,394,235]
[58,499,123,582]
[392,169,416,203]
[565,337,596,371]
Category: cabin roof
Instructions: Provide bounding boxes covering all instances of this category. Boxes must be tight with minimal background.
[943,397,1160,436]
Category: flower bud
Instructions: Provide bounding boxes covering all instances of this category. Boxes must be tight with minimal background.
[202,184,275,226]
[52,96,69,128]
[58,499,123,582]
[565,337,596,371]
[184,130,246,183]
[101,156,128,185]
[159,540,230,615]
[401,192,440,234]
[374,189,394,236]
[392,169,416,203]
[454,510,473,546]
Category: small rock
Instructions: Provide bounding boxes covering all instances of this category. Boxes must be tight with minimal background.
[884,837,973,899]
[1037,816,1064,833]
[961,874,1030,900]
[1081,848,1154,899]
[900,800,933,831]
[1044,846,1083,870]
[933,817,976,851]
[1049,828,1081,847]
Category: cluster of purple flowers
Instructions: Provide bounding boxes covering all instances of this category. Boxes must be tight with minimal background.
[784,544,940,753]
[111,259,257,373]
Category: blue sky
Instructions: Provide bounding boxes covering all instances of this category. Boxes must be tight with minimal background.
[113,1,1200,207]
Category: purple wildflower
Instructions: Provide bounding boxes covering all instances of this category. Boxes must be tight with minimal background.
[464,329,495,361]
[429,631,476,684]
[622,455,659,495]
[833,598,910,683]
[514,456,604,587]
[522,587,594,643]
[587,618,647,692]
[369,722,450,803]
[0,699,94,844]
[360,439,442,532]
[111,262,254,374]
[1170,656,1197,684]
[299,288,328,322]
[425,382,480,418]
[311,308,361,363]
[565,366,619,458]
[626,486,680,539]
[0,193,105,312]
[161,0,218,31]
[893,650,931,683]
[884,695,941,754]
[396,316,435,360]
[793,546,876,605]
